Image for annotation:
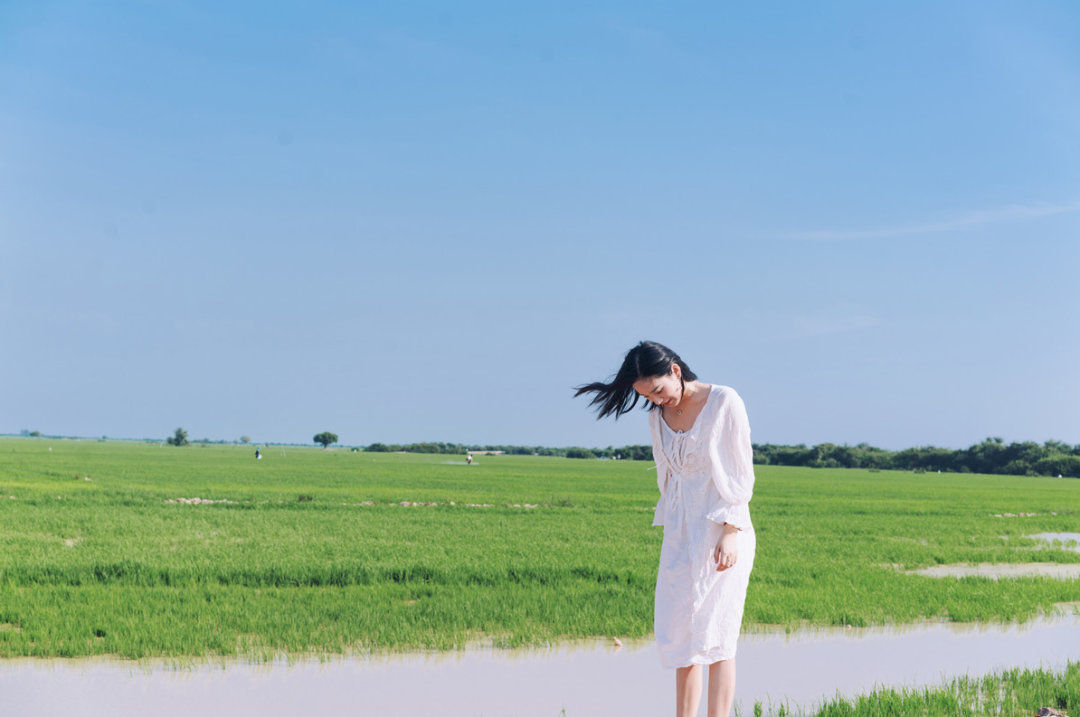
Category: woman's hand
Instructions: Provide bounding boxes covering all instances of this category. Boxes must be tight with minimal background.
[713,524,739,571]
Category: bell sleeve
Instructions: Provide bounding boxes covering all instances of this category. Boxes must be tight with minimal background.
[704,388,755,531]
[649,410,668,527]
[652,460,668,527]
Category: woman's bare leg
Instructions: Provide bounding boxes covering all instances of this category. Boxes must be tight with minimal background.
[676,664,703,717]
[706,659,736,717]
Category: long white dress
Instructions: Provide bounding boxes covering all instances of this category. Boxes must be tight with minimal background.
[650,384,756,668]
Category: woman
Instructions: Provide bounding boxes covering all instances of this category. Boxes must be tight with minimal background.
[575,341,756,717]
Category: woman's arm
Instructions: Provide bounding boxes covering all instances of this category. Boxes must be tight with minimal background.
[649,410,668,527]
[651,459,668,527]
[705,388,755,531]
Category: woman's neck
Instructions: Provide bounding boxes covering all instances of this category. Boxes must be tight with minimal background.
[682,380,707,400]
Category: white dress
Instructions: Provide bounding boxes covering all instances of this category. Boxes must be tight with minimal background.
[650,384,756,668]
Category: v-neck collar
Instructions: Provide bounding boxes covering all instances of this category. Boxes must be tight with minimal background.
[658,384,716,434]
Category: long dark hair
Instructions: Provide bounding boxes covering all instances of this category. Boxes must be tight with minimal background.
[574,341,698,420]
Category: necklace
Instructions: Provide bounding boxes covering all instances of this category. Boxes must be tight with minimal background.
[676,381,688,415]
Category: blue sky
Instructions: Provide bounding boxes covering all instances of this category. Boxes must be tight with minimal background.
[1,1,1077,449]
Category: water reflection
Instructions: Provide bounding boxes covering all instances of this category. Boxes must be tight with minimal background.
[3,613,1080,717]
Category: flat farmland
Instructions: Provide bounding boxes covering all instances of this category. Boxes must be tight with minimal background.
[0,438,1078,660]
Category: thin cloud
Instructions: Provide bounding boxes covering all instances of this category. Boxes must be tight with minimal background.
[789,200,1080,240]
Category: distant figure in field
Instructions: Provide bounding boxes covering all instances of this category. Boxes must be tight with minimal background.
[466,454,473,465]
[255,448,261,460]
[576,341,756,717]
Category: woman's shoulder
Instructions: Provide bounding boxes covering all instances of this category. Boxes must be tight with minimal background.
[707,384,740,403]
[712,384,740,398]
[708,385,747,419]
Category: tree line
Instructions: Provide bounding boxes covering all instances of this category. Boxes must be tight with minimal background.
[57,426,1078,479]
[751,437,1080,477]
[361,442,653,459]
[360,437,1080,477]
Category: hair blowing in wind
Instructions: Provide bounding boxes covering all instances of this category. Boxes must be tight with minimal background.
[574,341,698,420]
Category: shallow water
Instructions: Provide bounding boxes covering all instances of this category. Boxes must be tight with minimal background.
[909,563,1080,578]
[3,613,1080,717]
[906,533,1080,579]
[1030,532,1080,553]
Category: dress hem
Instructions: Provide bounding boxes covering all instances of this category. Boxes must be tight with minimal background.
[658,646,738,669]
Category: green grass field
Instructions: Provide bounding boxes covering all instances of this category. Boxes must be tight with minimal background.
[785,661,1080,717]
[0,437,1078,660]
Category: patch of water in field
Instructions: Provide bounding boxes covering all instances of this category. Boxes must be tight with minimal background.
[3,613,1080,717]
[906,533,1080,579]
[1029,532,1080,553]
[909,563,1080,578]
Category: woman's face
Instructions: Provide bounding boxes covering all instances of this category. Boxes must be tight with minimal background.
[632,365,684,408]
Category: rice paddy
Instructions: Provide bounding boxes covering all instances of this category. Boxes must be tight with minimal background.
[0,437,1078,661]
[803,661,1080,717]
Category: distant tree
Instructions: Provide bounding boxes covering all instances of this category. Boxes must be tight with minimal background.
[166,427,189,446]
[364,443,391,452]
[1035,455,1080,478]
[616,445,652,461]
[314,432,338,448]
[29,430,41,437]
[240,435,251,444]
[404,442,441,453]
[566,448,596,459]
